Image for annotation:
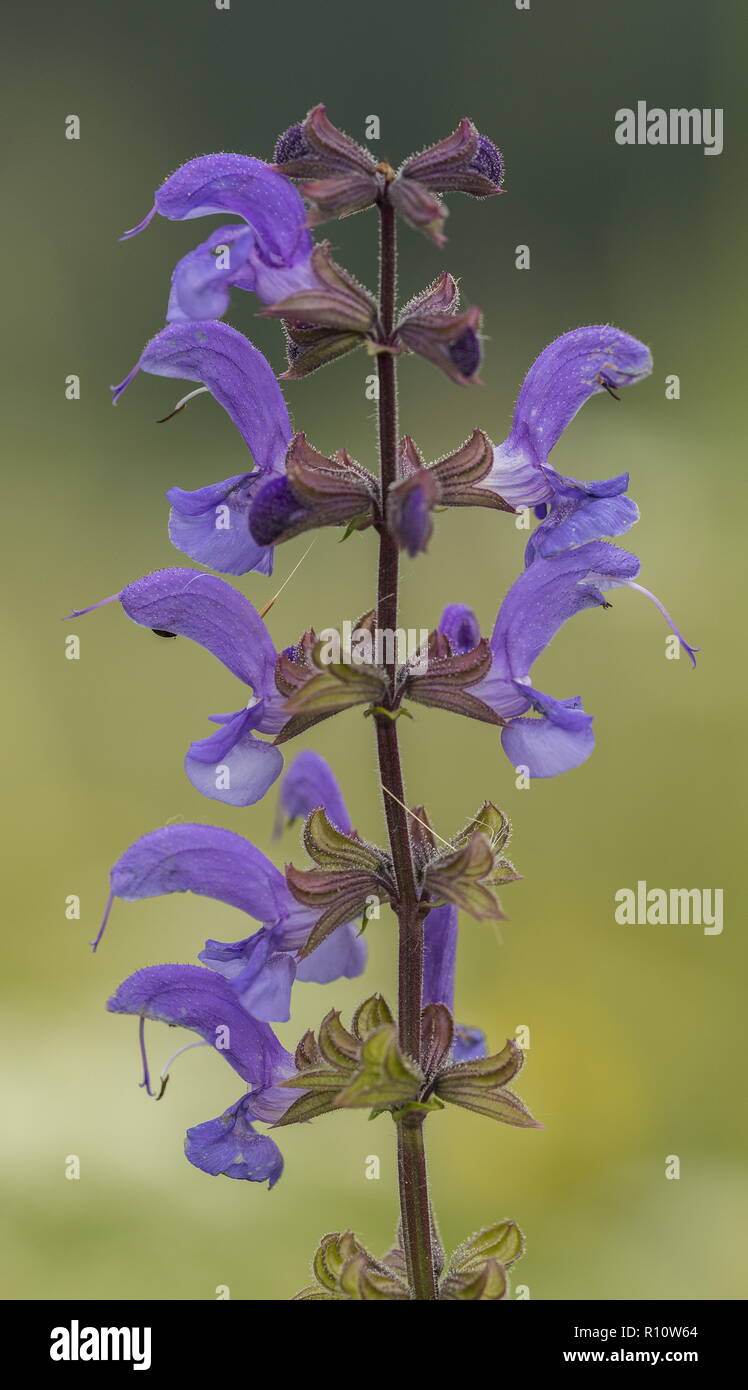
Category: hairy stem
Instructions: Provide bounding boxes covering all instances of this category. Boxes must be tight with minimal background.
[374,189,438,1301]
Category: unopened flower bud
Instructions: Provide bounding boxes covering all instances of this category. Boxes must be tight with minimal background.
[389,119,504,244]
[273,104,380,221]
[398,118,504,198]
[397,289,484,387]
[387,178,447,247]
[387,466,439,557]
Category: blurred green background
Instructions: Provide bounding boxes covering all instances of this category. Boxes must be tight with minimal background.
[3,0,746,1300]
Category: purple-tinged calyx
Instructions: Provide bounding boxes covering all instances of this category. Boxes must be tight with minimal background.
[273,627,388,748]
[415,801,520,923]
[284,808,396,959]
[386,430,513,557]
[281,319,369,379]
[260,241,377,337]
[396,275,484,386]
[390,119,504,245]
[273,104,381,222]
[387,178,447,248]
[402,630,500,727]
[260,241,378,379]
[398,118,505,197]
[249,433,378,547]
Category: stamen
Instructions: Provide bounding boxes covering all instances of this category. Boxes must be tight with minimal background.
[155,1040,210,1101]
[90,890,114,952]
[138,1017,155,1097]
[598,374,621,401]
[627,582,698,667]
[157,386,209,425]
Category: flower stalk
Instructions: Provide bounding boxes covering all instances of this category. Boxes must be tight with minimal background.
[374,185,438,1300]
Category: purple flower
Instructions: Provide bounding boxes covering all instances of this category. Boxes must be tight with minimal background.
[113,320,293,575]
[71,568,286,805]
[185,1095,285,1185]
[95,756,366,1022]
[423,904,487,1063]
[120,153,318,324]
[480,327,653,563]
[441,540,696,778]
[276,748,352,834]
[108,963,293,1185]
[248,474,312,548]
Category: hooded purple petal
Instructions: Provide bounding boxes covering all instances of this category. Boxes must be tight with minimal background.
[167,474,274,576]
[107,963,292,1087]
[106,823,289,926]
[119,568,277,692]
[498,325,652,474]
[124,153,313,268]
[185,1094,285,1186]
[484,542,640,700]
[113,320,291,476]
[480,326,651,555]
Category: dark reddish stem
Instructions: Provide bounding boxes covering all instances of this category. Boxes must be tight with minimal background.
[374,188,438,1302]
